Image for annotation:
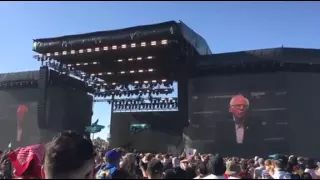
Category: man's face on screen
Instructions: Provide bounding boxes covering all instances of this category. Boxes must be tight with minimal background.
[229,96,249,120]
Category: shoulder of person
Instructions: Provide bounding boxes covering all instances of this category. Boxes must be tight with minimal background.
[283,172,292,179]
[202,174,225,179]
[216,117,233,125]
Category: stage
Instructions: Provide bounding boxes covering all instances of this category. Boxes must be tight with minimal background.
[31,21,320,157]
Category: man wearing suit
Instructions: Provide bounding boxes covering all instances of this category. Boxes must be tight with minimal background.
[215,95,263,156]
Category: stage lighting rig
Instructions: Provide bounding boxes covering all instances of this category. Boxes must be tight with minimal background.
[33,39,171,56]
[94,85,174,97]
[32,21,212,114]
[32,22,185,85]
[104,97,178,112]
[35,53,176,99]
[33,52,170,88]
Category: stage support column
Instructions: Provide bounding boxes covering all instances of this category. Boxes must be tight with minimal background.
[37,66,49,143]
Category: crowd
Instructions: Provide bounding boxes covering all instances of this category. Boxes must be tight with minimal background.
[0,131,320,179]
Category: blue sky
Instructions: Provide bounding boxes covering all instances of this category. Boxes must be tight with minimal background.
[0,2,319,139]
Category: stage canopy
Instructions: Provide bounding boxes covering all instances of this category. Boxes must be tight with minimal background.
[194,47,320,77]
[33,20,211,56]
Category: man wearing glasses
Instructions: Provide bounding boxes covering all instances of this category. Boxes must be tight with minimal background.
[215,94,263,156]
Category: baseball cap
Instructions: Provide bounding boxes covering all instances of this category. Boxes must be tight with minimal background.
[105,150,121,162]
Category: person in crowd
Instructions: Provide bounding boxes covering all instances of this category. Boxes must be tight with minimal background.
[134,153,142,178]
[203,154,226,179]
[163,169,177,179]
[194,154,201,162]
[172,157,180,168]
[247,159,256,177]
[111,169,130,179]
[254,156,259,167]
[119,158,130,173]
[201,155,210,165]
[238,161,251,179]
[261,159,273,179]
[194,163,208,179]
[174,165,187,179]
[304,158,317,179]
[316,163,320,179]
[43,131,96,179]
[96,150,121,179]
[300,172,312,179]
[180,159,189,171]
[140,153,153,178]
[297,157,306,170]
[122,153,136,177]
[0,150,12,179]
[253,158,265,179]
[286,156,301,179]
[155,154,163,161]
[291,157,304,177]
[185,166,197,179]
[95,151,107,174]
[269,154,291,179]
[8,143,45,179]
[146,159,163,179]
[162,154,173,171]
[225,160,241,179]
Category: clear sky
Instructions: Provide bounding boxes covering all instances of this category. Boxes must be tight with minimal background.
[0,2,319,140]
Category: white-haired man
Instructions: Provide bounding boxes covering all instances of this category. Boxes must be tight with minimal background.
[215,95,263,155]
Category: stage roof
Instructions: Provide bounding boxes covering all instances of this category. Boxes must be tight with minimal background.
[0,70,39,83]
[33,20,212,56]
[193,47,320,77]
[196,47,320,67]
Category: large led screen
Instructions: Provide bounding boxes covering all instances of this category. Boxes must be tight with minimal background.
[188,72,289,156]
[0,88,39,149]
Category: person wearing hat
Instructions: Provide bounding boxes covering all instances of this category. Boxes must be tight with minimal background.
[269,154,291,179]
[225,161,241,179]
[96,150,121,179]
